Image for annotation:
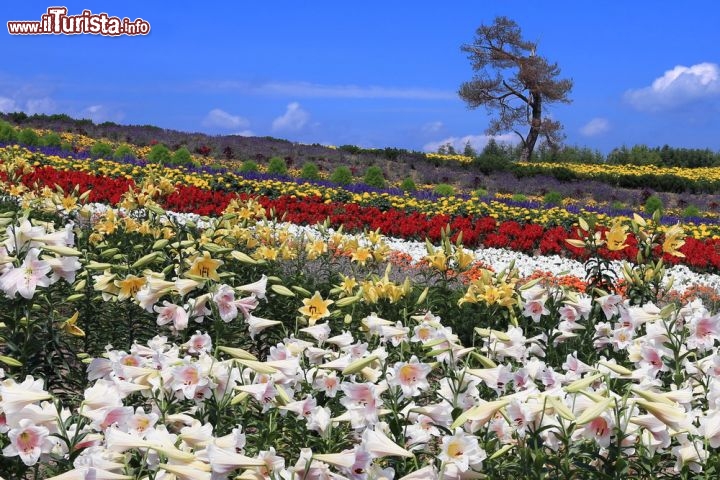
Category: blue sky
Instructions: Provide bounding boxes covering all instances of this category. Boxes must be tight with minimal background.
[3,1,720,154]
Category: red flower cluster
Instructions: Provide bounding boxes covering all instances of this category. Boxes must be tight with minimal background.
[11,164,720,274]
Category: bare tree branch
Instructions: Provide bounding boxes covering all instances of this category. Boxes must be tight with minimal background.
[458,16,573,161]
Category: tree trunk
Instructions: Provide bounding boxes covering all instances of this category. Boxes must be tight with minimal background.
[520,92,542,162]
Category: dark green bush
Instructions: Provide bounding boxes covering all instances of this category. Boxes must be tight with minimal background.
[40,132,62,148]
[18,128,40,146]
[170,147,195,167]
[113,145,134,161]
[681,205,700,218]
[363,166,386,189]
[300,162,320,181]
[433,183,455,197]
[0,122,18,143]
[543,191,563,205]
[239,160,259,173]
[400,177,416,192]
[267,156,288,175]
[330,166,353,185]
[644,195,663,216]
[90,141,114,159]
[147,144,172,164]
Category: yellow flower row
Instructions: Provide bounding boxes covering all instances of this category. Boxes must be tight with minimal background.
[530,161,720,184]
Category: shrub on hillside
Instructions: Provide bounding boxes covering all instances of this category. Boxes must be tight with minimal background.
[644,195,663,216]
[40,132,62,148]
[239,160,259,173]
[170,147,196,167]
[363,166,386,189]
[400,177,416,192]
[90,141,114,159]
[113,145,135,161]
[300,162,320,181]
[267,156,288,175]
[147,144,172,164]
[682,204,701,218]
[543,191,563,205]
[434,183,455,197]
[18,128,40,146]
[0,122,18,143]
[330,166,353,185]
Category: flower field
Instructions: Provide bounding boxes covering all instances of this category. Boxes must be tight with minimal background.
[2,137,720,479]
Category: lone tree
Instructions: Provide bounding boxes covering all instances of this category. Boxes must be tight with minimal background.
[459,16,573,161]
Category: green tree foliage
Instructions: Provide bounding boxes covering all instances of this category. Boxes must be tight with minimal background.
[474,139,511,174]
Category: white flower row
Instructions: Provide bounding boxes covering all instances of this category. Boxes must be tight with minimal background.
[82,202,720,295]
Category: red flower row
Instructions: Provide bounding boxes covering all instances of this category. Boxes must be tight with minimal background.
[14,164,720,273]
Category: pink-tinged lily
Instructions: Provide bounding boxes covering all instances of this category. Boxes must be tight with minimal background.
[438,427,487,473]
[154,301,189,330]
[387,356,431,398]
[0,248,52,299]
[2,418,52,466]
[213,284,238,322]
[46,255,82,283]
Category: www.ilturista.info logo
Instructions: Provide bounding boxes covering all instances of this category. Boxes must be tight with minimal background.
[7,7,150,36]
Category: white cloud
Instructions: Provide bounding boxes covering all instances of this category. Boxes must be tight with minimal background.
[625,62,720,111]
[80,104,125,123]
[25,97,56,114]
[198,80,455,100]
[580,117,610,136]
[202,108,250,130]
[234,130,255,137]
[423,133,518,153]
[422,121,444,133]
[272,102,309,132]
[0,97,18,113]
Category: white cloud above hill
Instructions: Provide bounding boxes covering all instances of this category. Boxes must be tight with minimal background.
[272,102,309,132]
[580,117,610,136]
[202,108,250,130]
[625,62,720,111]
